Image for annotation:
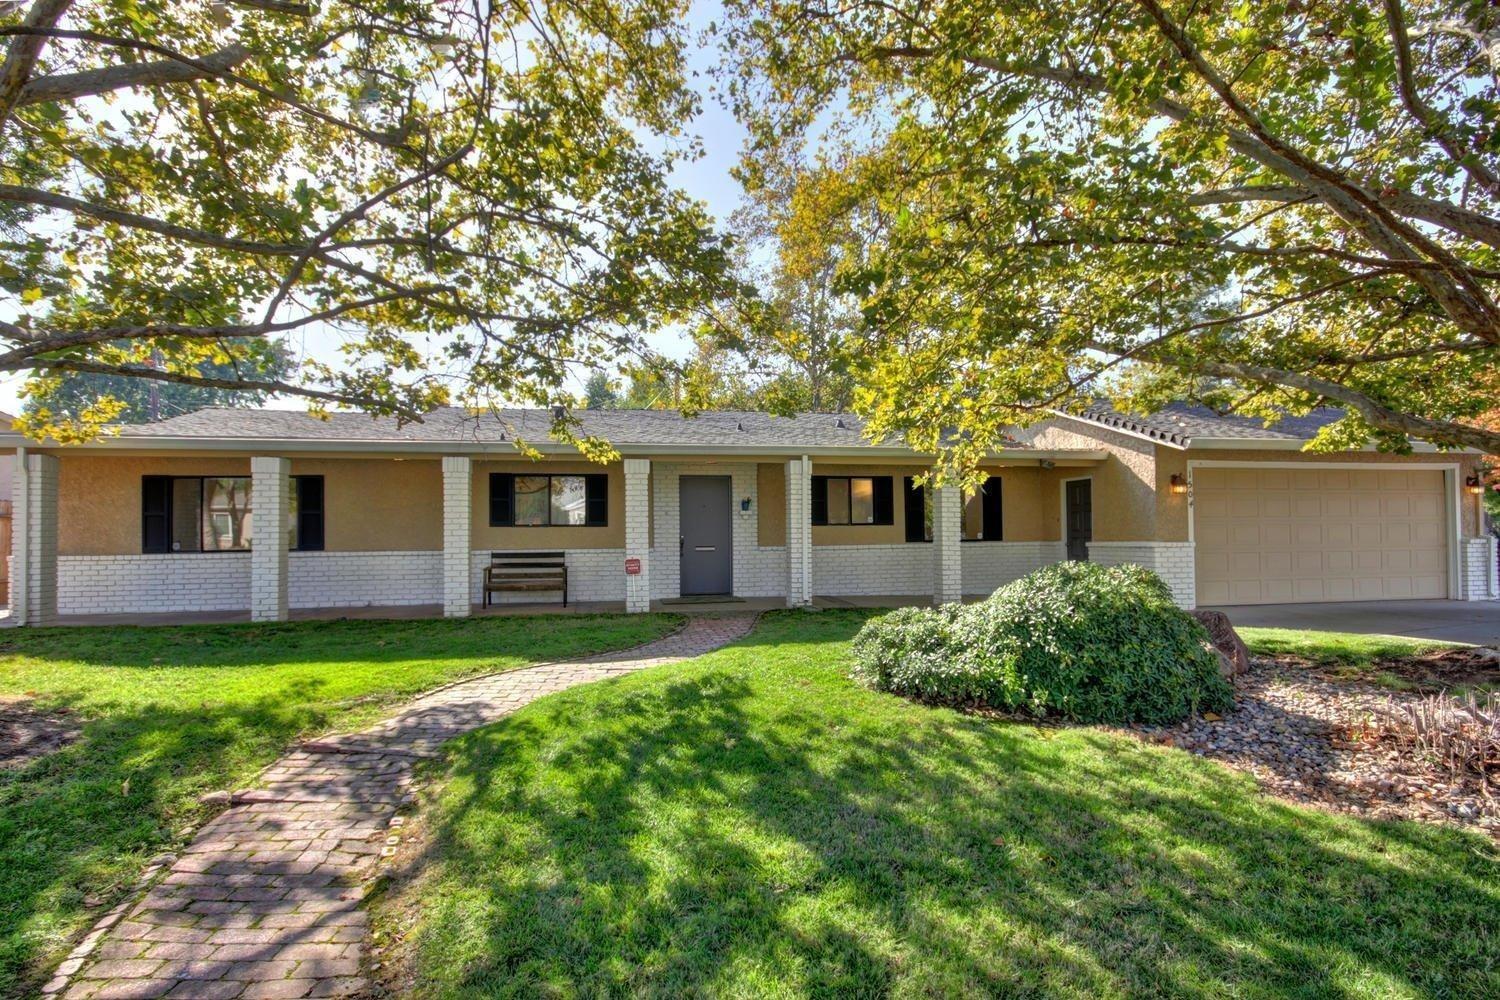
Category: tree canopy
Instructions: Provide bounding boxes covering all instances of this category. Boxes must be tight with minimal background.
[723,0,1500,476]
[1,0,734,447]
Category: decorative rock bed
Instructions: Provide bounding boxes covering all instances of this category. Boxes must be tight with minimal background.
[1123,656,1500,837]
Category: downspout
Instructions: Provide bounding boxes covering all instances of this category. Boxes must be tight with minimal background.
[11,445,25,625]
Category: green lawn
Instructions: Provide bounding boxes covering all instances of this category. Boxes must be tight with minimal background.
[1238,626,1463,668]
[0,613,679,998]
[380,611,1500,999]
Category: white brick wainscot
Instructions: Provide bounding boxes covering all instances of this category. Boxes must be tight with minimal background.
[1087,541,1197,609]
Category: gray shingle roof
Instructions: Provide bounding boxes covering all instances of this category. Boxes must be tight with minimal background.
[116,406,907,450]
[1070,401,1344,447]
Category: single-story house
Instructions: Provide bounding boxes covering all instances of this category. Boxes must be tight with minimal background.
[3,403,1495,624]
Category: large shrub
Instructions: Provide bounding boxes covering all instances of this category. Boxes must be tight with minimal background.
[851,562,1233,724]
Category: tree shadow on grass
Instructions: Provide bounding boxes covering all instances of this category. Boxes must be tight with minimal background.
[0,612,680,998]
[390,620,1500,998]
[0,687,350,998]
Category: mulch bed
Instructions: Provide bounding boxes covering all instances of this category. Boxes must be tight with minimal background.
[1359,645,1500,691]
[1123,654,1500,838]
[0,697,81,769]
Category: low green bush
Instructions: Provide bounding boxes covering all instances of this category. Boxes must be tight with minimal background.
[851,561,1233,724]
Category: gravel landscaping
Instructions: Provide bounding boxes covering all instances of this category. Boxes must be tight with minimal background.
[1125,651,1500,837]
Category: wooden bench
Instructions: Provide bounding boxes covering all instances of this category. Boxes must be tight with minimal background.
[483,551,568,607]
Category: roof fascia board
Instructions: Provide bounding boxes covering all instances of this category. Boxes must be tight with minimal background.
[1186,437,1472,454]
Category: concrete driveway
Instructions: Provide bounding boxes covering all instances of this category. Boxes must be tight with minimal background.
[1206,600,1500,646]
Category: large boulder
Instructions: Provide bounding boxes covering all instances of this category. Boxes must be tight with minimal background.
[1191,609,1251,678]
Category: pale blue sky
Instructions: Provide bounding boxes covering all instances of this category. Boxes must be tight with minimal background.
[0,0,750,416]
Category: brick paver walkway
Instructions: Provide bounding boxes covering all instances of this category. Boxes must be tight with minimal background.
[51,616,755,1000]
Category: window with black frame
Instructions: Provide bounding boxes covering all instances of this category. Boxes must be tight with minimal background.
[142,476,324,553]
[489,473,608,527]
[902,475,1003,541]
[811,476,894,525]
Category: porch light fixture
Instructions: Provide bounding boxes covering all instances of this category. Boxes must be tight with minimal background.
[1169,473,1188,495]
[1467,475,1485,495]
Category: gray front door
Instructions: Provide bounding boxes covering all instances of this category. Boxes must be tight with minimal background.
[680,476,733,595]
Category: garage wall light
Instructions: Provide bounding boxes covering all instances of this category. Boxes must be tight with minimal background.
[1169,473,1188,495]
[1466,475,1485,495]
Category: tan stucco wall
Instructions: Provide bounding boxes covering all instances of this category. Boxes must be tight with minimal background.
[1157,447,1488,541]
[471,460,623,550]
[56,454,445,555]
[61,455,246,556]
[293,458,441,551]
[757,463,786,547]
[1020,418,1158,541]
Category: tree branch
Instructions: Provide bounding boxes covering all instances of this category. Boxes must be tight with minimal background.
[1130,0,1500,343]
[851,35,1500,344]
[1188,184,1500,249]
[1383,0,1500,198]
[226,0,312,15]
[16,43,250,107]
[29,359,425,421]
[0,0,73,127]
[0,183,306,254]
[1091,342,1500,451]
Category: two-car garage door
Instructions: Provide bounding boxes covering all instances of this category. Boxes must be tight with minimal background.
[1195,467,1448,605]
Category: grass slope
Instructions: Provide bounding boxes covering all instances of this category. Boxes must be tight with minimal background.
[0,613,678,998]
[384,611,1500,999]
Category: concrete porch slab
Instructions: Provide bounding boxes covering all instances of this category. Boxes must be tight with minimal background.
[8,595,952,628]
[1207,600,1500,646]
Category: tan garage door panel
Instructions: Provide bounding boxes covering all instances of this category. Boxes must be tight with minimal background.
[1195,468,1447,606]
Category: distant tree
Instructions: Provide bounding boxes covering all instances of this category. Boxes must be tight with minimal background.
[26,337,294,424]
[619,366,679,409]
[583,372,620,409]
[717,166,859,412]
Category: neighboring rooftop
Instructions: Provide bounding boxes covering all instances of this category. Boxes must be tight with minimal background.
[1067,401,1345,448]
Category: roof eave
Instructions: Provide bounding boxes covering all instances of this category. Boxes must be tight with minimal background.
[1043,409,1190,449]
[0,431,1107,462]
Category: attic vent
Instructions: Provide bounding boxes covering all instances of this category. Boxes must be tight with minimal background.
[736,420,745,432]
[834,417,846,429]
[551,404,566,420]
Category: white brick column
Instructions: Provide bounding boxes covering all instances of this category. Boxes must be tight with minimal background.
[786,456,812,607]
[624,458,651,613]
[442,456,472,617]
[1459,536,1499,601]
[13,452,59,626]
[932,482,963,605]
[249,456,290,622]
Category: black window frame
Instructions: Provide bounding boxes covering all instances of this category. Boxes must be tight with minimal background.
[902,475,1003,543]
[488,472,609,527]
[810,476,894,526]
[141,474,324,553]
[903,477,931,543]
[966,474,1003,542]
